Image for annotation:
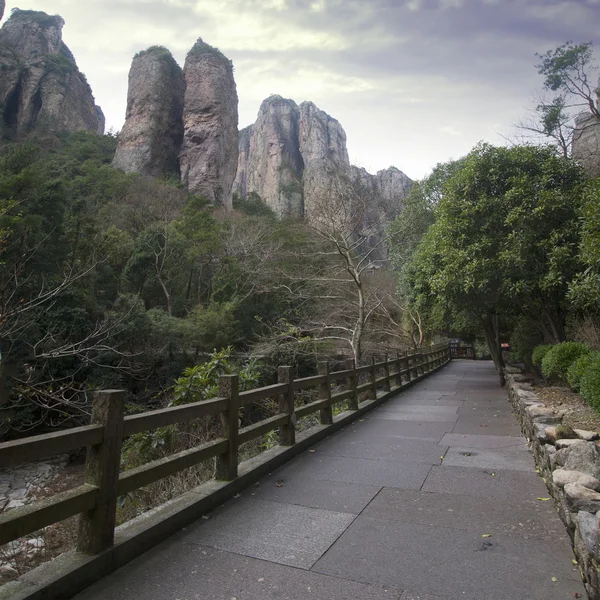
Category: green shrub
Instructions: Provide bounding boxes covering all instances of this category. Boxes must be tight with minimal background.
[541,342,590,382]
[568,351,600,392]
[580,353,600,409]
[532,344,553,367]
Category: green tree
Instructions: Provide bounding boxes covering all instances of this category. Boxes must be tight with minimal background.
[519,42,599,156]
[406,143,585,378]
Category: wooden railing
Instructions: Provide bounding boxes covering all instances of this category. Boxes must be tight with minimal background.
[0,344,450,555]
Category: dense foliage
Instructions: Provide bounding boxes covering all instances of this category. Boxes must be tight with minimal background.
[0,131,308,436]
[568,352,600,392]
[540,342,590,381]
[0,131,408,438]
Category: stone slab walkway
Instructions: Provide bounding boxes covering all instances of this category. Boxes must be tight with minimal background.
[73,361,586,600]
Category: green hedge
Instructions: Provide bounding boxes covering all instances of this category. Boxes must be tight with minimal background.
[580,354,600,409]
[532,344,553,367]
[541,342,590,381]
[568,351,600,392]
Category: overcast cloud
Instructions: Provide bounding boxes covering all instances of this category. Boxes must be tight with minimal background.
[5,0,600,178]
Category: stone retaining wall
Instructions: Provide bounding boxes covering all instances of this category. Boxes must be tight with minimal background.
[506,371,600,600]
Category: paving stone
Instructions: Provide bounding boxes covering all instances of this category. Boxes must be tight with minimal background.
[441,446,534,472]
[422,465,550,501]
[372,404,460,416]
[439,433,525,450]
[179,497,355,569]
[312,517,584,600]
[249,473,380,514]
[343,418,453,441]
[368,410,458,423]
[281,453,433,489]
[452,417,522,436]
[73,541,402,600]
[315,434,447,465]
[361,488,565,540]
[385,395,464,407]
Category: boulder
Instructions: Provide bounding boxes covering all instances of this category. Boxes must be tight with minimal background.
[557,441,600,479]
[576,511,599,556]
[574,429,600,442]
[565,483,600,513]
[557,438,586,450]
[553,469,600,492]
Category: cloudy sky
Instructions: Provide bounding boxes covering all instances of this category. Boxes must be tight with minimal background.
[5,0,600,179]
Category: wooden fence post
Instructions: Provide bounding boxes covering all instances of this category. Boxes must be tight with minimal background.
[346,358,358,410]
[383,353,391,392]
[370,356,378,399]
[318,362,333,424]
[278,366,295,446]
[394,352,402,388]
[77,390,125,555]
[215,375,239,480]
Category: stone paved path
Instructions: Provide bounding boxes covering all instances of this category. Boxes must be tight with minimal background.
[73,361,586,600]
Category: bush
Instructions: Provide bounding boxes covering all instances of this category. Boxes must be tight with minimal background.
[580,353,600,409]
[568,351,600,392]
[532,344,553,367]
[541,342,590,382]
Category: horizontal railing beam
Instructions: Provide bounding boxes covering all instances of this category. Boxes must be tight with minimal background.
[238,414,289,445]
[0,484,99,546]
[295,398,330,418]
[293,374,328,390]
[239,383,288,406]
[0,425,104,469]
[122,398,228,437]
[117,438,228,496]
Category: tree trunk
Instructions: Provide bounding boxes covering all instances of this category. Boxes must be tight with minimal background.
[481,314,505,386]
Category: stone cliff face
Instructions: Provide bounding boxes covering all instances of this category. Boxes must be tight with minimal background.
[0,2,4,22]
[235,96,412,221]
[298,101,350,218]
[112,46,185,177]
[0,10,104,137]
[180,39,239,209]
[233,96,304,217]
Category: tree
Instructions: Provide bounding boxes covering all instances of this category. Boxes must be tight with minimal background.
[406,143,585,380]
[517,42,599,157]
[569,179,600,311]
[387,159,466,341]
[269,171,399,362]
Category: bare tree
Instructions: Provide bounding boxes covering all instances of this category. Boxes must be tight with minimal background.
[268,170,405,363]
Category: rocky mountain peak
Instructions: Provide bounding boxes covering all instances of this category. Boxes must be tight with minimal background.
[0,9,104,137]
[180,37,239,208]
[112,46,185,177]
[298,101,349,167]
[0,10,65,58]
[234,95,412,223]
[233,95,304,216]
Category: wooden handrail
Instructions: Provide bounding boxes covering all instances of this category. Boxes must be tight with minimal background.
[0,344,452,550]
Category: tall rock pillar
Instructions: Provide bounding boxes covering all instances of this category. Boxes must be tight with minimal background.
[180,39,239,209]
[112,46,185,177]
